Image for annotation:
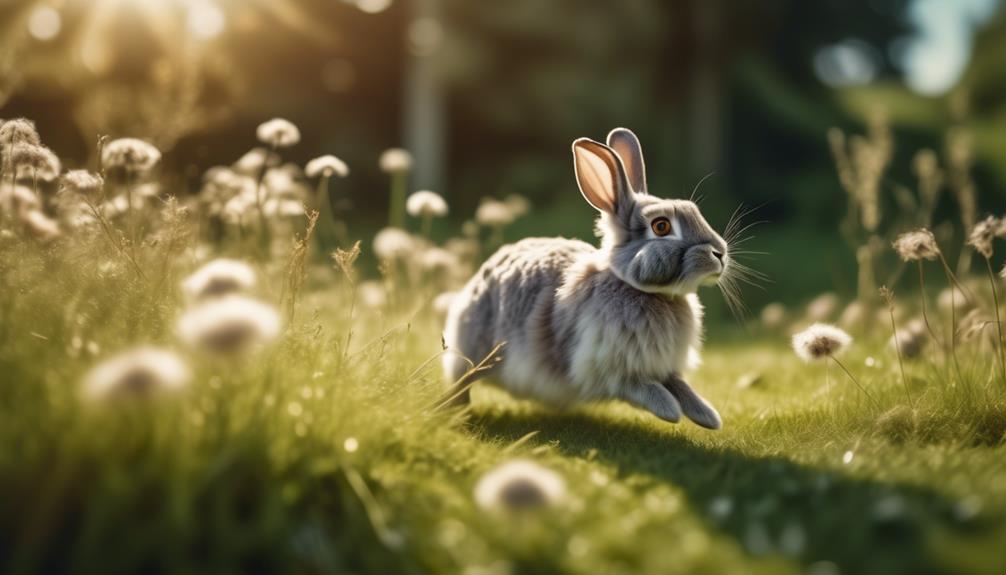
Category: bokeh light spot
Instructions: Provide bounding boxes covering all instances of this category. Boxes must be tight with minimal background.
[357,0,393,15]
[28,6,62,42]
[188,0,226,39]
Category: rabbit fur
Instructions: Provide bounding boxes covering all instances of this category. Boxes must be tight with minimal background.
[442,128,728,429]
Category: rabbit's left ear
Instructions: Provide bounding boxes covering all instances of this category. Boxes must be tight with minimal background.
[607,128,647,195]
[572,138,632,216]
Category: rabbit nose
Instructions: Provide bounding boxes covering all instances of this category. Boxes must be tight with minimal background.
[711,248,724,263]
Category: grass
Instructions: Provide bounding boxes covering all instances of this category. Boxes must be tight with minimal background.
[2,228,1006,575]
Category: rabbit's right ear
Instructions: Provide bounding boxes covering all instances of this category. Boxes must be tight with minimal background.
[572,138,631,215]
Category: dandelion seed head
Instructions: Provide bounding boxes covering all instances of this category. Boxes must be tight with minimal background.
[503,193,530,218]
[379,148,413,174]
[82,347,190,402]
[968,215,998,259]
[178,296,281,356]
[305,155,349,178]
[256,118,301,148]
[445,237,479,261]
[805,292,839,322]
[893,229,939,261]
[889,318,927,359]
[20,209,60,242]
[233,147,272,175]
[419,246,457,273]
[182,258,257,301]
[760,302,786,329]
[102,138,161,174]
[263,197,305,218]
[357,281,387,309]
[475,199,514,227]
[0,183,40,216]
[473,459,567,512]
[0,118,41,149]
[60,170,104,197]
[433,291,457,314]
[263,167,309,199]
[792,323,851,362]
[406,190,448,218]
[10,143,61,180]
[373,227,414,260]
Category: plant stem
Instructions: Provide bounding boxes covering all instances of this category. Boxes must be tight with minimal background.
[254,147,274,256]
[886,303,913,407]
[389,172,406,228]
[421,213,432,239]
[937,252,966,384]
[831,356,880,409]
[916,261,943,350]
[984,256,1006,383]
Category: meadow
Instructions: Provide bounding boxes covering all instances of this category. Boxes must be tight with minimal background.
[1,115,1006,575]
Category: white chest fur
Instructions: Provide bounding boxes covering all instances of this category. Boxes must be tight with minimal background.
[568,292,703,400]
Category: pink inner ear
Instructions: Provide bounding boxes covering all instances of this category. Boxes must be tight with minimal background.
[575,146,616,212]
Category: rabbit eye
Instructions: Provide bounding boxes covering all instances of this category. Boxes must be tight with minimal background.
[651,217,673,237]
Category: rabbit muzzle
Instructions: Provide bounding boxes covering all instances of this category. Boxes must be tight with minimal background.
[683,243,724,286]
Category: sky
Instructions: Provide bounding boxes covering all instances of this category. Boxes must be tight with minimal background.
[901,0,1001,94]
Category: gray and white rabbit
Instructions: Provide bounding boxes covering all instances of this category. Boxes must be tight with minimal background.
[442,128,728,429]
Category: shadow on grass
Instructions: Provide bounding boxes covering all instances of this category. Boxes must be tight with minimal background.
[471,408,990,575]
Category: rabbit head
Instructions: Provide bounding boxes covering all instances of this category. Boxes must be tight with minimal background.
[572,128,728,295]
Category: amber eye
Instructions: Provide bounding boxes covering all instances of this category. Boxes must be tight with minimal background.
[650,217,673,237]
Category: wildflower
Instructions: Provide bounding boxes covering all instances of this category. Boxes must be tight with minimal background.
[433,291,456,314]
[0,184,39,216]
[256,118,300,148]
[838,301,865,329]
[305,155,349,178]
[60,170,104,198]
[182,258,257,301]
[263,167,310,199]
[760,302,786,330]
[379,148,413,173]
[475,199,514,228]
[504,193,530,218]
[445,237,479,261]
[419,246,458,273]
[82,347,191,402]
[101,138,161,174]
[373,227,414,260]
[792,323,851,362]
[937,286,971,313]
[264,197,306,218]
[968,215,999,259]
[473,459,567,512]
[10,143,61,180]
[406,190,448,218]
[805,292,839,323]
[889,319,927,359]
[332,241,362,283]
[233,147,272,175]
[177,296,281,355]
[20,209,60,241]
[0,118,41,148]
[357,281,387,309]
[893,229,939,261]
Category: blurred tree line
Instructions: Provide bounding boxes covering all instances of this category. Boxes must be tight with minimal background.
[1,0,1002,259]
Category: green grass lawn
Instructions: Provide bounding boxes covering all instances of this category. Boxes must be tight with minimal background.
[2,233,1005,575]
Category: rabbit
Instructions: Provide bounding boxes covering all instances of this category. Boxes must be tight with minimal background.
[442,128,728,429]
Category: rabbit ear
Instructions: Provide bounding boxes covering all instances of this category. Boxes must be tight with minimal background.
[572,138,631,215]
[606,128,647,194]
